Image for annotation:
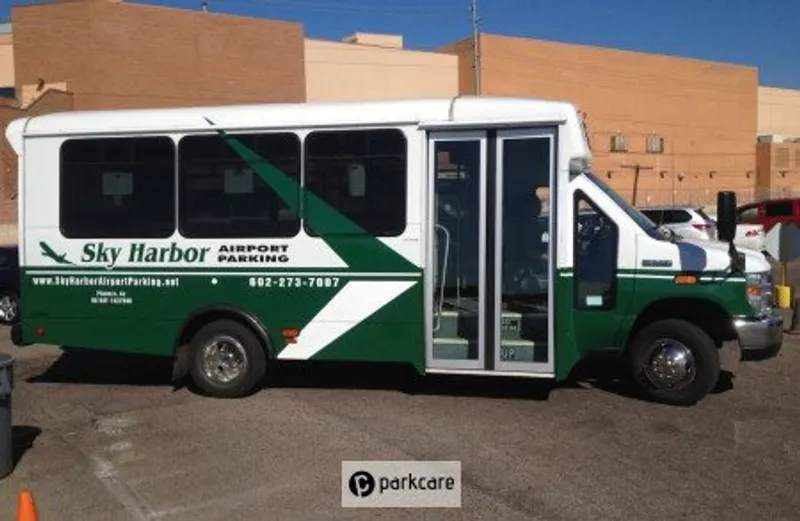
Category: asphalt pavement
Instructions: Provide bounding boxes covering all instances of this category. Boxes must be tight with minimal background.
[0,319,796,521]
[0,252,796,521]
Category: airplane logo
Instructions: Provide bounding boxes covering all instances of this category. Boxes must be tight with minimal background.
[40,241,75,265]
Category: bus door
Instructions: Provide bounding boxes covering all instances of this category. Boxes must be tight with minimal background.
[425,128,557,376]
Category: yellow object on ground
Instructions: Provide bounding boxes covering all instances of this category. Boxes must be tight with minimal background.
[776,285,792,309]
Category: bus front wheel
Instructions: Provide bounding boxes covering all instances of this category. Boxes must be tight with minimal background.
[188,319,268,398]
[627,319,720,406]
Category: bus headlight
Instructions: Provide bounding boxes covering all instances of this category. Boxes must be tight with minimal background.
[746,271,773,317]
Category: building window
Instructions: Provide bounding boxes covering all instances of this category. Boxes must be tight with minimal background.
[304,129,407,237]
[646,133,664,154]
[60,137,176,239]
[178,132,301,239]
[610,133,627,153]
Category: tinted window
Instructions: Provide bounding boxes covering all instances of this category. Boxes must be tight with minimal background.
[304,129,407,237]
[0,248,15,268]
[60,137,175,239]
[662,210,691,224]
[695,208,713,221]
[640,209,690,224]
[765,201,794,217]
[178,132,301,238]
[737,206,758,222]
[584,172,658,238]
[640,210,663,223]
[574,192,618,311]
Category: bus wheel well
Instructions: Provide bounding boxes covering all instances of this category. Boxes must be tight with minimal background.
[627,298,737,350]
[171,308,273,381]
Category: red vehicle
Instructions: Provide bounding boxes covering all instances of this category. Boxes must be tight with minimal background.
[736,198,800,233]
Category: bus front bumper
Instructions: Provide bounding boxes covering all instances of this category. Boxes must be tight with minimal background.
[733,314,783,360]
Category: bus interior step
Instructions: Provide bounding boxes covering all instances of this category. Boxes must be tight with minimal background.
[434,309,547,342]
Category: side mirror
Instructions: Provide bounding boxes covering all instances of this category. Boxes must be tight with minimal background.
[716,191,737,243]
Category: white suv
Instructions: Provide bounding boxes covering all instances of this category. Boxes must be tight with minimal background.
[638,205,717,241]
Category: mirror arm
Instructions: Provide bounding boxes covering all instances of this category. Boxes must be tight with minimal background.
[728,240,744,274]
[716,190,742,274]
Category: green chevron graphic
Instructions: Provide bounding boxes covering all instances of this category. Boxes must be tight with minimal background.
[204,117,419,274]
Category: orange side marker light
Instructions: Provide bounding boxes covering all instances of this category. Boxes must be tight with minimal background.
[674,274,698,285]
[282,328,300,344]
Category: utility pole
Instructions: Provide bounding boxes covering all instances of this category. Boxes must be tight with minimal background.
[620,163,653,207]
[470,0,481,95]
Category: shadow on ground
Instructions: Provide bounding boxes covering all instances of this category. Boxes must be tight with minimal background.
[26,348,558,401]
[269,360,555,401]
[11,425,40,469]
[26,347,173,387]
[565,351,735,402]
[19,346,713,404]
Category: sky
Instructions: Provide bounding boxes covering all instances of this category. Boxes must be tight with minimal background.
[0,0,798,89]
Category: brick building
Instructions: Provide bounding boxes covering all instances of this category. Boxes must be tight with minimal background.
[756,139,800,200]
[0,0,795,238]
[0,0,309,242]
[759,86,800,137]
[11,0,306,110]
[756,86,800,200]
[442,33,760,207]
[304,32,458,102]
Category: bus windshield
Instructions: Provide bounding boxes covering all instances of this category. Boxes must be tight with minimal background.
[583,171,666,240]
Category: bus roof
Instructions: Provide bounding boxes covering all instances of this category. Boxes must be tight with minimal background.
[5,96,588,154]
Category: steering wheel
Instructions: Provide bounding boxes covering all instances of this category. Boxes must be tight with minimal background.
[577,214,607,253]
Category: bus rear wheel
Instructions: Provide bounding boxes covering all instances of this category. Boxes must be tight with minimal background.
[627,319,720,406]
[188,319,268,398]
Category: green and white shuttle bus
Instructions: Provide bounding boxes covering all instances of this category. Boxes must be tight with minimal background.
[5,96,783,406]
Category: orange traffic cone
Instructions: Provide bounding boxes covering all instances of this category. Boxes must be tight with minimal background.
[16,489,38,521]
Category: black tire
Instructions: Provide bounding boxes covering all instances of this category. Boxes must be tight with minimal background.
[187,319,268,399]
[0,290,19,326]
[627,319,720,407]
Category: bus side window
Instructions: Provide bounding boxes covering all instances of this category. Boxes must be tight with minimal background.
[60,136,176,239]
[303,128,407,237]
[177,132,301,239]
[573,191,618,311]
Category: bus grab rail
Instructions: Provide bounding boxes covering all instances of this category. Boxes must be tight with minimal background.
[434,223,450,332]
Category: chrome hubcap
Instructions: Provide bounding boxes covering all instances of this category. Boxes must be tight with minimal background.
[0,296,17,321]
[201,335,248,385]
[643,339,696,390]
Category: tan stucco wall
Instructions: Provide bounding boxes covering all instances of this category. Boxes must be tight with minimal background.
[755,142,800,200]
[0,34,14,87]
[758,86,800,138]
[304,38,458,102]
